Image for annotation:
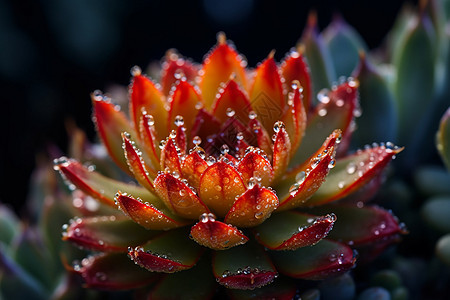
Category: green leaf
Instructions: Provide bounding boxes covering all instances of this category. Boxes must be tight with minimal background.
[421,196,450,232]
[129,228,203,273]
[0,205,19,246]
[308,205,405,246]
[352,54,397,146]
[323,16,368,77]
[393,14,436,145]
[270,239,356,280]
[0,245,48,300]
[212,241,277,289]
[74,253,157,290]
[437,108,450,170]
[12,228,58,290]
[228,278,297,300]
[64,215,159,252]
[148,258,216,300]
[414,165,450,196]
[300,12,336,100]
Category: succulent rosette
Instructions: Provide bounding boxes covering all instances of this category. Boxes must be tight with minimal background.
[54,33,406,298]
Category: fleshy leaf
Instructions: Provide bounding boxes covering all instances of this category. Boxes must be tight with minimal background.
[190,213,248,250]
[213,241,278,290]
[394,14,436,145]
[323,15,368,77]
[181,149,209,189]
[224,184,279,228]
[249,52,285,132]
[54,158,156,207]
[351,53,397,146]
[290,80,358,165]
[160,50,198,96]
[282,83,307,156]
[92,95,135,175]
[128,228,203,273]
[437,107,450,170]
[130,74,168,139]
[281,51,312,112]
[167,80,202,138]
[309,144,402,206]
[254,211,336,250]
[309,205,406,246]
[249,118,273,158]
[74,253,157,290]
[63,215,157,252]
[0,204,19,246]
[138,113,161,170]
[199,161,246,217]
[271,239,356,280]
[300,11,336,99]
[273,125,292,181]
[115,192,189,230]
[237,148,273,187]
[278,144,336,211]
[199,33,248,108]
[190,109,222,145]
[212,79,252,124]
[154,173,210,219]
[149,258,216,299]
[122,133,156,192]
[160,138,182,176]
[228,278,297,300]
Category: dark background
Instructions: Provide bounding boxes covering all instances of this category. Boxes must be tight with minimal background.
[0,0,412,213]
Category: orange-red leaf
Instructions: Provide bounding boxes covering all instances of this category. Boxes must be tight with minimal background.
[249,118,273,159]
[160,138,182,176]
[273,126,291,181]
[92,95,135,175]
[138,113,161,170]
[130,74,168,139]
[282,83,307,155]
[199,161,246,217]
[160,50,198,96]
[115,192,189,230]
[190,213,248,250]
[181,149,208,190]
[211,79,252,124]
[154,173,210,219]
[224,185,279,228]
[190,109,222,146]
[249,53,285,132]
[199,33,248,108]
[237,149,273,187]
[278,145,336,211]
[167,80,202,138]
[309,144,403,206]
[254,211,336,250]
[122,133,156,192]
[281,51,312,112]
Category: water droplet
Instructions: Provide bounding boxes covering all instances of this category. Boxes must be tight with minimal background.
[318,108,328,117]
[226,108,235,117]
[338,181,345,189]
[206,156,216,166]
[220,144,230,154]
[328,160,336,169]
[273,121,285,133]
[179,190,186,197]
[317,89,330,104]
[174,115,184,126]
[145,114,155,126]
[289,183,299,195]
[236,132,244,140]
[193,136,202,146]
[131,66,142,77]
[247,177,257,188]
[291,81,299,90]
[295,171,306,184]
[248,111,257,119]
[254,211,264,219]
[346,162,356,174]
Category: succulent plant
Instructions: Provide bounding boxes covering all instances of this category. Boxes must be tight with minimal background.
[50,30,408,299]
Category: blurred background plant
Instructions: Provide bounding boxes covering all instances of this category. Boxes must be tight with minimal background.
[1,0,450,299]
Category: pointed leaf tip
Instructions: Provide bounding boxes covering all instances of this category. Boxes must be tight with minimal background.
[190,213,249,250]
